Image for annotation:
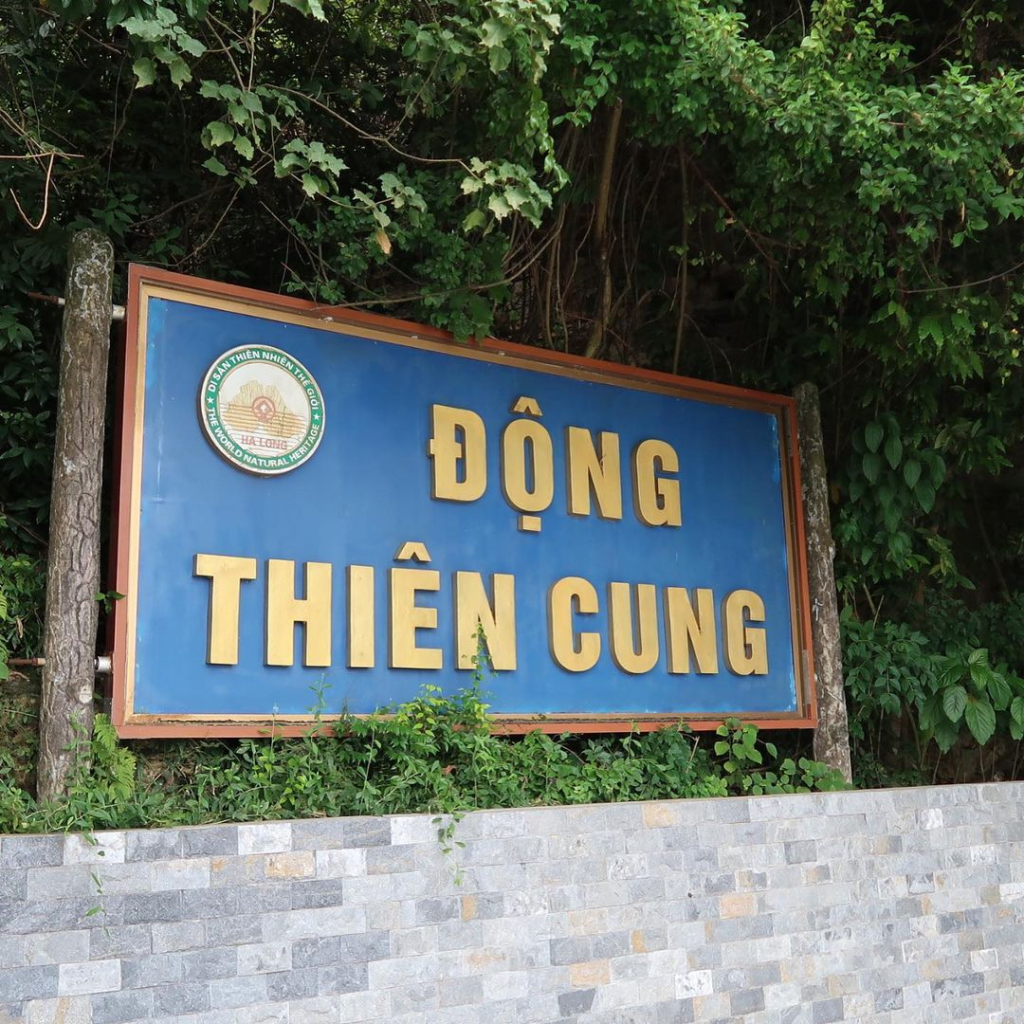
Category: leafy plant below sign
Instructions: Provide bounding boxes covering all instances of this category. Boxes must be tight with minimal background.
[0,684,847,837]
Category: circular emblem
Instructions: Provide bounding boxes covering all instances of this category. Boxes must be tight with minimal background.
[199,345,325,476]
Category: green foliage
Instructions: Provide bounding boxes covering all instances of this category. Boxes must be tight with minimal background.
[0,687,846,835]
[842,609,935,744]
[713,718,847,796]
[918,647,1024,751]
[0,549,43,677]
[6,0,1024,792]
[843,596,1024,780]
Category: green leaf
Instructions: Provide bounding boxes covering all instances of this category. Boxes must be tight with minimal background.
[932,716,960,753]
[463,209,486,231]
[915,481,936,513]
[301,173,323,197]
[480,18,511,47]
[884,434,903,470]
[862,451,882,484]
[132,58,156,89]
[1012,695,1024,727]
[202,156,229,177]
[488,46,511,74]
[987,673,1012,711]
[864,422,884,453]
[168,57,191,87]
[233,136,255,159]
[964,699,996,746]
[504,186,530,211]
[487,193,512,219]
[941,684,967,722]
[926,452,946,486]
[206,121,234,148]
[919,315,944,346]
[902,459,921,489]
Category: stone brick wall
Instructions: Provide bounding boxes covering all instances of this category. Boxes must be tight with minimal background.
[2,782,1024,1023]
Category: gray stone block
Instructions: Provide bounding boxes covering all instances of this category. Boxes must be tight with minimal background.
[265,968,319,1001]
[289,878,347,910]
[730,988,765,1014]
[365,845,421,875]
[122,890,182,925]
[150,921,204,954]
[0,867,27,900]
[415,897,460,925]
[390,981,437,1014]
[203,915,263,947]
[181,948,237,981]
[209,974,268,1008]
[811,997,844,1023]
[0,965,59,1000]
[179,887,240,920]
[291,819,350,851]
[1,836,63,869]
[91,988,154,1024]
[318,963,369,995]
[558,988,595,1015]
[876,987,904,1011]
[120,953,183,989]
[125,829,182,862]
[151,982,210,1016]
[343,818,391,848]
[931,973,985,1001]
[180,825,238,858]
[653,998,695,1023]
[237,941,291,976]
[0,929,89,970]
[439,976,484,1008]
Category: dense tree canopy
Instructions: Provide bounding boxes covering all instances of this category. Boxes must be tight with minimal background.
[4,0,1024,783]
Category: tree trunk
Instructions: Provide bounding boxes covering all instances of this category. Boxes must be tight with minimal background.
[795,381,853,783]
[37,229,114,803]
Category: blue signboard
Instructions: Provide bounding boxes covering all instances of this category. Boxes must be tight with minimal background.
[112,267,814,736]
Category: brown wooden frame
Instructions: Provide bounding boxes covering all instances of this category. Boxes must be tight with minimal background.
[111,265,818,737]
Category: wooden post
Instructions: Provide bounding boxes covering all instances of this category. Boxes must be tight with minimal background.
[795,381,853,783]
[37,229,114,803]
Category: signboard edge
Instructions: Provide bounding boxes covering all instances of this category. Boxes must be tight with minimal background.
[110,263,818,738]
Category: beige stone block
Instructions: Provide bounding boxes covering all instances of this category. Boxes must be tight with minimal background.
[570,960,610,986]
[719,893,756,919]
[264,852,314,879]
[642,804,677,828]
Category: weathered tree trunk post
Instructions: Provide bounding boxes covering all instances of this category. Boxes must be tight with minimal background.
[37,229,114,803]
[795,381,853,783]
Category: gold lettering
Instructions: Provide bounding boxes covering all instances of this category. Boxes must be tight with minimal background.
[548,576,601,672]
[454,572,517,671]
[608,582,660,674]
[266,559,333,667]
[723,589,768,675]
[633,439,682,527]
[348,565,375,668]
[566,427,622,520]
[194,553,257,665]
[428,404,487,502]
[389,567,443,669]
[664,587,718,674]
[501,418,554,514]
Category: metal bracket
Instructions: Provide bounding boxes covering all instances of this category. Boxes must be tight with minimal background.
[26,292,125,321]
